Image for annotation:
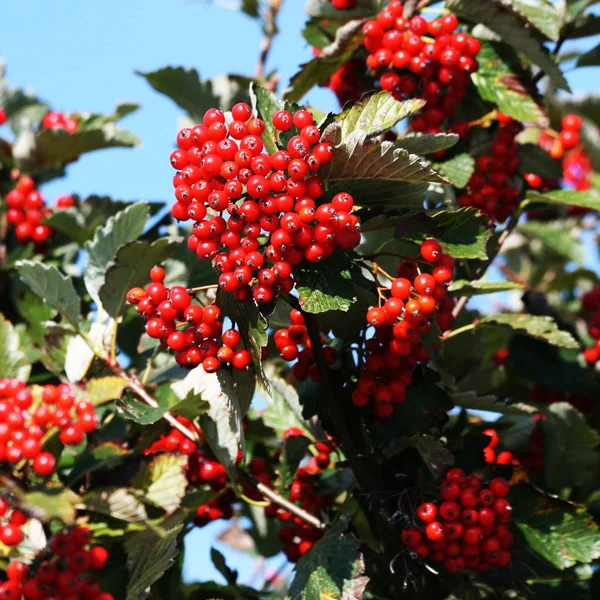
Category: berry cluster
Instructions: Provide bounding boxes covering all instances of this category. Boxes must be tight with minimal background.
[41,110,78,133]
[274,309,337,382]
[0,526,112,600]
[580,284,600,366]
[402,470,513,573]
[265,428,334,562]
[4,176,74,246]
[363,3,481,133]
[353,240,455,420]
[458,114,522,222]
[169,103,359,304]
[0,379,98,476]
[329,0,358,10]
[325,59,364,107]
[0,498,29,548]
[126,266,252,371]
[482,429,517,466]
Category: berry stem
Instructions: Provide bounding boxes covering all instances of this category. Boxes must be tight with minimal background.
[372,262,396,282]
[255,0,284,82]
[188,284,219,293]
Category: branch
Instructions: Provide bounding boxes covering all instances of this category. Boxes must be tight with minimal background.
[255,0,283,82]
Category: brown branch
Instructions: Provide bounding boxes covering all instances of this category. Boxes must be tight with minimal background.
[255,0,283,82]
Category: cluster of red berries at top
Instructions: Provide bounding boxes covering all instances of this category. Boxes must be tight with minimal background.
[0,526,112,600]
[262,427,334,563]
[363,4,480,133]
[353,239,455,420]
[169,102,360,305]
[40,110,78,134]
[580,284,600,366]
[0,379,99,477]
[274,308,337,383]
[329,0,357,9]
[402,469,514,573]
[126,265,253,372]
[4,175,74,246]
[482,429,517,466]
[0,498,29,548]
[458,113,523,223]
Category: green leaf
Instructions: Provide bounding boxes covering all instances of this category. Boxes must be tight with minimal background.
[250,84,301,155]
[305,0,378,18]
[527,189,600,211]
[449,279,525,296]
[135,454,188,514]
[85,202,150,307]
[210,548,238,586]
[479,313,579,348]
[447,0,570,90]
[0,313,29,380]
[68,443,129,485]
[117,395,167,425]
[541,402,600,490]
[577,41,600,67]
[85,487,149,523]
[285,19,366,103]
[518,143,563,178]
[395,208,494,260]
[87,376,129,405]
[410,435,455,479]
[17,261,81,326]
[44,196,136,245]
[172,366,255,474]
[125,526,183,600]
[296,252,365,314]
[511,484,600,569]
[279,435,311,489]
[567,12,600,38]
[138,67,251,122]
[22,486,81,524]
[334,91,424,141]
[329,180,430,209]
[519,221,583,262]
[241,0,259,18]
[471,42,549,126]
[501,0,560,41]
[217,291,269,391]
[288,520,368,600]
[568,0,600,18]
[100,239,175,319]
[395,133,459,155]
[436,153,475,188]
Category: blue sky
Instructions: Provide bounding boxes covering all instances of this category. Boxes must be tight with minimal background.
[2,0,600,590]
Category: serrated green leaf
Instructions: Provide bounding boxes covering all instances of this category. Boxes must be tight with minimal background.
[288,520,367,600]
[125,526,182,600]
[172,366,255,474]
[279,436,311,489]
[328,180,429,209]
[512,484,600,569]
[296,253,363,314]
[447,0,569,90]
[23,487,81,524]
[541,402,600,489]
[138,67,251,122]
[519,220,583,261]
[136,454,188,514]
[336,92,425,141]
[305,0,378,18]
[471,42,549,126]
[87,376,129,405]
[0,313,29,380]
[436,153,475,188]
[117,395,167,425]
[68,443,130,485]
[518,143,563,178]
[85,487,149,523]
[395,133,459,155]
[527,189,600,211]
[498,0,560,41]
[449,279,525,296]
[100,238,175,319]
[479,313,579,348]
[577,41,600,67]
[285,19,366,103]
[85,202,150,307]
[17,261,81,326]
[394,208,493,260]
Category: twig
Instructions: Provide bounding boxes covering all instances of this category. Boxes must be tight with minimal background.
[255,0,283,81]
